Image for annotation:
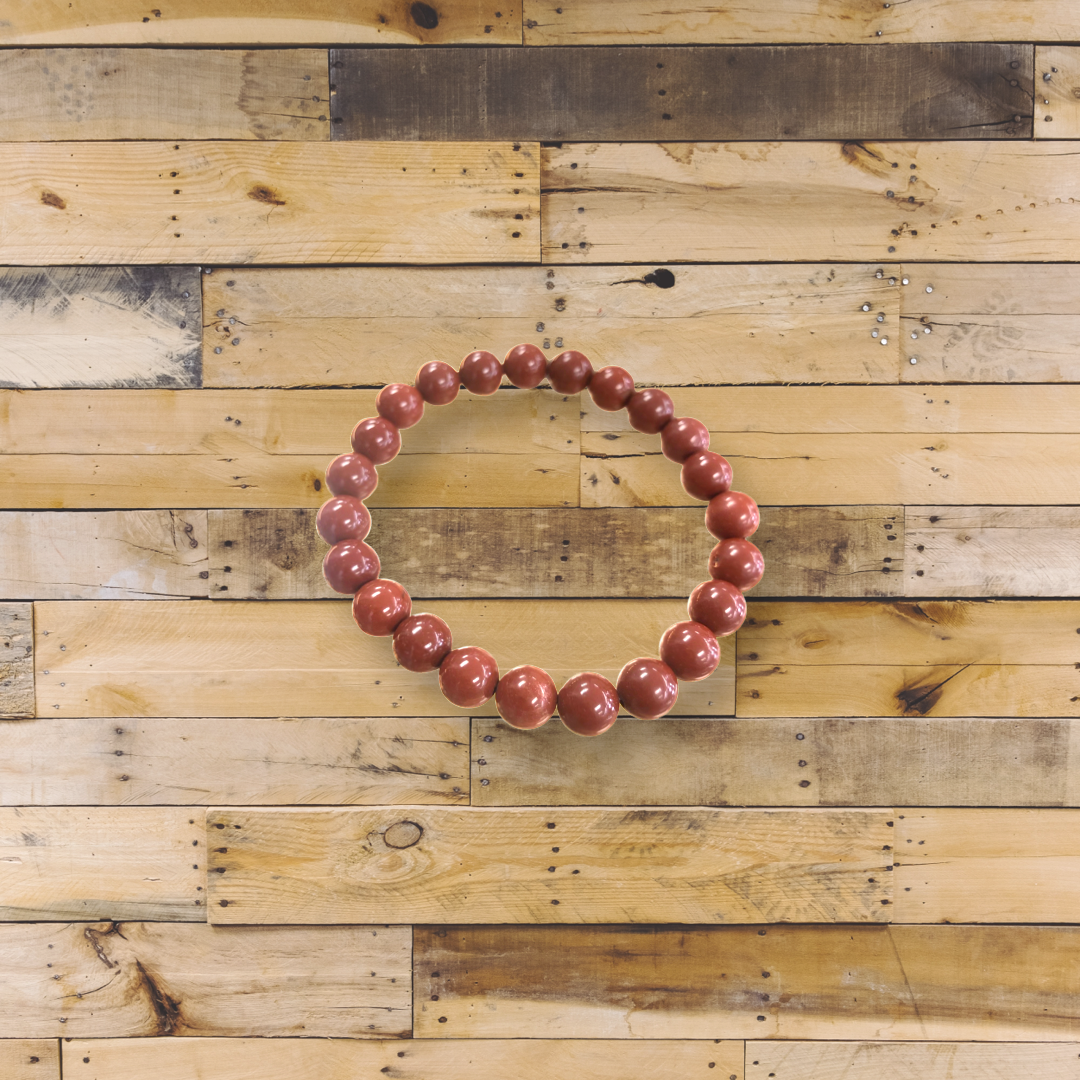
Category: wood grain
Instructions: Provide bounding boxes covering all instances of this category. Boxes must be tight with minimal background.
[207,807,891,925]
[0,922,410,1038]
[0,141,538,265]
[1,603,34,720]
[1036,47,1080,138]
[0,717,469,806]
[0,1041,58,1080]
[0,49,328,140]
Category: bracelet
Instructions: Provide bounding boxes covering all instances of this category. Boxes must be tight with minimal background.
[315,345,763,737]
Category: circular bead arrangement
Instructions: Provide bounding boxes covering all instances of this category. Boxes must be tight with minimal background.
[317,345,763,737]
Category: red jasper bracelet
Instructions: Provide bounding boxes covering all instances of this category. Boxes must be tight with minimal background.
[316,345,763,737]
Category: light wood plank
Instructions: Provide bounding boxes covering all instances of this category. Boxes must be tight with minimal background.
[0,922,410,1038]
[33,600,735,718]
[0,807,202,921]
[0,141,538,265]
[207,807,891,925]
[1,603,34,720]
[0,717,469,805]
[902,262,1080,314]
[0,1042,57,1080]
[542,142,1080,263]
[1037,47,1080,138]
[0,49,328,141]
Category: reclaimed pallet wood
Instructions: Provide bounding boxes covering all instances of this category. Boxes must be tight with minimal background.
[206,807,891,925]
[413,924,1080,1039]
[542,142,1080,263]
[0,49,329,141]
[0,922,410,1038]
[0,717,470,806]
[0,1041,58,1080]
[1,604,34,720]
[1036,47,1080,137]
[0,267,201,389]
[0,141,538,265]
[32,600,735,718]
[0,808,202,921]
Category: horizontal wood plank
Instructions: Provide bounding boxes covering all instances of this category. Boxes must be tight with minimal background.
[0,1041,57,1080]
[1,603,34,719]
[1036,47,1080,138]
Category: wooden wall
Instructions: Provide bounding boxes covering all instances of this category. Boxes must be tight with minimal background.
[2,3,1080,1077]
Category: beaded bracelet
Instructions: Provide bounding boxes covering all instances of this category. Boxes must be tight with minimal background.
[315,344,763,737]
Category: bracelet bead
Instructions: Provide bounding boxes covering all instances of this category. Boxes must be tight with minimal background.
[315,496,371,545]
[661,417,710,462]
[681,450,733,501]
[376,383,425,429]
[392,613,453,672]
[351,416,401,465]
[439,646,499,708]
[659,620,721,682]
[705,490,760,540]
[547,350,593,394]
[503,343,548,389]
[495,665,558,729]
[616,657,679,720]
[688,579,747,637]
[557,672,620,736]
[352,579,412,637]
[323,539,380,595]
[709,538,765,591]
[416,360,460,406]
[460,350,503,395]
[588,366,635,411]
[325,452,378,501]
[626,388,674,434]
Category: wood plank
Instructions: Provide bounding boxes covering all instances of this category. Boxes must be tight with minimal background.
[332,45,1030,141]
[0,267,201,389]
[414,924,1080,1039]
[1,603,34,720]
[471,717,1076,808]
[33,600,735,718]
[202,264,899,388]
[0,1042,58,1080]
[63,1038,745,1080]
[0,141,538,265]
[0,808,202,921]
[1037,47,1080,138]
[0,49,329,141]
[0,717,469,806]
[542,142,1080,263]
[207,807,891,925]
[0,922,410,1038]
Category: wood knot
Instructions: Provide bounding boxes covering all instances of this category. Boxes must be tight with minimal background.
[384,821,423,849]
[40,191,66,210]
[247,185,285,206]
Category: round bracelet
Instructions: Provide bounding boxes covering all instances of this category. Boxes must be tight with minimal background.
[316,344,763,737]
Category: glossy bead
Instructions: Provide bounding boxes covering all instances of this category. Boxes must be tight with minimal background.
[709,538,765,591]
[661,417,710,462]
[688,579,747,637]
[616,657,679,720]
[351,416,401,465]
[681,450,732,501]
[548,350,593,394]
[705,490,760,540]
[460,350,503,395]
[439,646,499,709]
[352,579,411,637]
[503,343,547,389]
[393,613,453,673]
[588,366,635,411]
[659,621,720,682]
[326,452,378,501]
[316,496,371,544]
[416,360,460,406]
[626,388,674,434]
[376,383,425,429]
[323,539,380,594]
[495,665,557,729]
[557,672,619,736]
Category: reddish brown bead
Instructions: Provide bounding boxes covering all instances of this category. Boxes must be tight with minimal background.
[659,621,720,682]
[323,539,380,594]
[495,665,557,729]
[616,657,679,720]
[352,579,411,637]
[547,350,593,394]
[661,417,710,462]
[709,538,765,591]
[439,646,499,709]
[416,360,460,406]
[705,490,760,540]
[460,350,503,395]
[351,416,401,465]
[503,343,547,389]
[393,613,453,673]
[316,496,371,544]
[626,388,674,434]
[326,452,378,501]
[376,383,425,429]
[588,366,635,411]
[557,672,619,736]
[681,450,733,501]
[688,579,747,637]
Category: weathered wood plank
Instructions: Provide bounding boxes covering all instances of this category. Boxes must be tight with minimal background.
[1,603,34,720]
[0,717,469,805]
[207,807,891,925]
[542,142,1080,263]
[0,49,329,141]
[471,717,1076,808]
[0,922,410,1038]
[414,924,1080,1039]
[332,45,1030,141]
[0,1041,58,1080]
[33,600,735,718]
[0,808,202,921]
[1036,47,1080,138]
[0,141,538,265]
[0,267,201,389]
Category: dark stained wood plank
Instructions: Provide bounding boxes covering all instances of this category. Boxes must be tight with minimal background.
[0,603,34,720]
[332,45,1032,141]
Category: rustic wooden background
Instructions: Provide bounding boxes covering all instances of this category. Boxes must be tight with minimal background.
[2,2,1080,1078]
